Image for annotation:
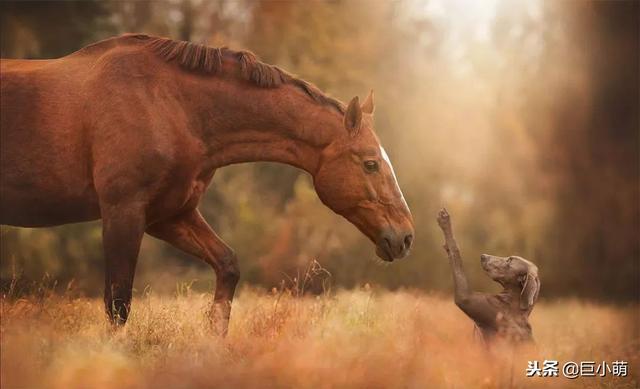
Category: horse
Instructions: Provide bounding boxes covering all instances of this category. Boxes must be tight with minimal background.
[0,34,414,334]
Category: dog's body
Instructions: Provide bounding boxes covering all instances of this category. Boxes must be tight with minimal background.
[436,208,540,344]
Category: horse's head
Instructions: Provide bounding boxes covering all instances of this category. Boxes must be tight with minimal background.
[313,91,414,261]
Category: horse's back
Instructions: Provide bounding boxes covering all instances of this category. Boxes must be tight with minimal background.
[1,58,56,73]
[0,55,101,226]
[1,37,193,227]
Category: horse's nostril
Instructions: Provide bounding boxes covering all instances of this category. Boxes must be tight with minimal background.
[383,237,392,250]
[404,234,413,250]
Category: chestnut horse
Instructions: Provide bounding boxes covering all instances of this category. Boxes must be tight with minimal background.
[0,34,414,334]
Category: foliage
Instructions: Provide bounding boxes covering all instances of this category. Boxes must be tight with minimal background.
[0,0,637,300]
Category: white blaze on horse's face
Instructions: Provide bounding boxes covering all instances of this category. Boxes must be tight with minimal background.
[380,146,408,210]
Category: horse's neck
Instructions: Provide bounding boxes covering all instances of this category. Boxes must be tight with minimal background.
[189,79,343,175]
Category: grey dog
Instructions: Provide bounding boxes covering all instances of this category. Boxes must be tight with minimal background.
[437,208,540,343]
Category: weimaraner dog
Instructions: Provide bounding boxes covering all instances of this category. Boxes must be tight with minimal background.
[437,208,540,343]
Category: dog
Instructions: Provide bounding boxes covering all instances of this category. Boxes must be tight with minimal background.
[436,208,540,343]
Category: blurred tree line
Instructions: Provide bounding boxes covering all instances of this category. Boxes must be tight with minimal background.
[1,0,637,301]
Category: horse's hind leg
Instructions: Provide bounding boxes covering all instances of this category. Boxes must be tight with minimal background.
[101,203,146,326]
[147,208,239,335]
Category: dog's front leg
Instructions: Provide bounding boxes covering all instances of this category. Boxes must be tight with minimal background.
[437,208,471,305]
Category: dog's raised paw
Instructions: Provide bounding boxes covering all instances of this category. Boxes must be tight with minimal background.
[437,208,450,227]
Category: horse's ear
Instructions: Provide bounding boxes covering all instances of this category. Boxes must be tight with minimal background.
[361,89,375,114]
[344,96,362,135]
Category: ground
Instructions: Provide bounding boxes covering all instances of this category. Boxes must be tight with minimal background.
[1,287,638,388]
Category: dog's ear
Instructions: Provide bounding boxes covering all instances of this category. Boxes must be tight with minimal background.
[520,272,540,310]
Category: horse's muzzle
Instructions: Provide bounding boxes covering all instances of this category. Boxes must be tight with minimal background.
[376,229,414,261]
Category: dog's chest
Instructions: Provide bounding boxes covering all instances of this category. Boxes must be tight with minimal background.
[477,313,533,343]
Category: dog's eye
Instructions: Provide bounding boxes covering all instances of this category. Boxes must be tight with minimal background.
[363,160,379,173]
[507,257,513,264]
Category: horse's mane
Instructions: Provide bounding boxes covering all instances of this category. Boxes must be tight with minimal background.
[139,35,344,113]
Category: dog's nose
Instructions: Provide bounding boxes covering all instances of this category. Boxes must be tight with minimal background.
[481,254,489,263]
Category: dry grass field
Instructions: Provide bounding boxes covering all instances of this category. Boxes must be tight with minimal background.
[1,286,638,389]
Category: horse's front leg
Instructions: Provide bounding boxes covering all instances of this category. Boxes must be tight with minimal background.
[101,203,146,326]
[147,208,239,335]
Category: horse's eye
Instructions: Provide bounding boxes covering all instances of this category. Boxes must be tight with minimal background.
[363,160,379,173]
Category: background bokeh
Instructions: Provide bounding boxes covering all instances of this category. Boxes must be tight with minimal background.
[1,0,638,301]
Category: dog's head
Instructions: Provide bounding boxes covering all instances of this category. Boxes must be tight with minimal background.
[480,254,540,311]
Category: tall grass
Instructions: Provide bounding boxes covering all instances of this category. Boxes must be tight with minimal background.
[1,286,638,388]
